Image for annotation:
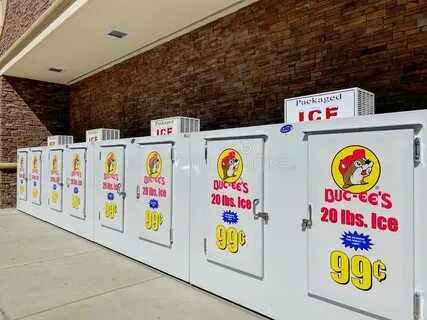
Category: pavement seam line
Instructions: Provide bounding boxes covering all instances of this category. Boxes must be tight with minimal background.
[14,275,164,320]
[0,248,104,271]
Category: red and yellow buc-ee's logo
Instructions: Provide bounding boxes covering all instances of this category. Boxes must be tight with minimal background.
[32,155,38,173]
[146,151,162,178]
[217,149,243,183]
[331,145,381,194]
[19,156,24,171]
[52,155,58,171]
[105,152,117,175]
[72,154,81,173]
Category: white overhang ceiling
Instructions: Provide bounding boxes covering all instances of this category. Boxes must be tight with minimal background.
[0,0,258,85]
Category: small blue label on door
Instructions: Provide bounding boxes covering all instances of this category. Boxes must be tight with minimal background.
[341,231,373,251]
[149,199,159,209]
[222,210,239,224]
[53,184,57,190]
[74,187,79,194]
[107,192,114,200]
[280,124,293,134]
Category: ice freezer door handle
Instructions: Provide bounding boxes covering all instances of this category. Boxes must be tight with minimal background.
[252,198,269,223]
[116,183,126,199]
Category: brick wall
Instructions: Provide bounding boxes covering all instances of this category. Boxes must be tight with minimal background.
[0,0,55,57]
[70,0,427,139]
[0,76,69,208]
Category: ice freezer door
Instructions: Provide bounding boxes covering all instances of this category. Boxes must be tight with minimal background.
[138,143,173,246]
[65,148,86,220]
[206,137,265,278]
[30,151,42,205]
[17,152,28,201]
[99,146,125,232]
[307,129,414,319]
[49,150,64,212]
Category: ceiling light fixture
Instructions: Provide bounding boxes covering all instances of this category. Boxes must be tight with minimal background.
[107,30,128,39]
[48,67,63,73]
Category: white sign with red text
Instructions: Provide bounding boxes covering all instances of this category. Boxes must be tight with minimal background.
[284,88,374,123]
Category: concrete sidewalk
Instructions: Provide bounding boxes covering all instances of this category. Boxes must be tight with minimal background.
[0,209,266,320]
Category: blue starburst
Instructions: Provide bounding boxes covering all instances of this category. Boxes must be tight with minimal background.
[341,231,374,252]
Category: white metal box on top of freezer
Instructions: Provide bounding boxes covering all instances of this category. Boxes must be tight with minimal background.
[86,128,120,143]
[151,116,200,136]
[93,135,191,281]
[47,135,73,146]
[45,143,95,240]
[190,110,427,320]
[284,87,374,123]
[19,147,48,221]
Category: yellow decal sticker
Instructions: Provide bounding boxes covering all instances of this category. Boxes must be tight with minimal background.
[144,210,163,231]
[216,224,246,253]
[72,195,80,209]
[104,201,117,219]
[52,155,58,171]
[331,145,381,194]
[105,152,117,175]
[330,250,387,291]
[72,154,81,173]
[146,151,162,178]
[217,149,243,183]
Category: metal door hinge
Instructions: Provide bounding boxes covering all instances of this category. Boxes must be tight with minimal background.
[98,210,101,220]
[302,204,313,231]
[99,152,101,160]
[414,292,422,320]
[252,199,269,223]
[204,143,208,163]
[203,238,207,254]
[414,138,422,165]
[170,228,174,244]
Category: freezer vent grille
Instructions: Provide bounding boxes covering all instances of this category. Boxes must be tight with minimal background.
[357,89,375,116]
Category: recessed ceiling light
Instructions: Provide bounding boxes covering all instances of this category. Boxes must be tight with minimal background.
[107,30,128,39]
[48,67,63,73]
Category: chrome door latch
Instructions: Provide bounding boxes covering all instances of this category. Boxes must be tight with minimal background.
[253,199,269,224]
[302,204,313,231]
[116,183,127,199]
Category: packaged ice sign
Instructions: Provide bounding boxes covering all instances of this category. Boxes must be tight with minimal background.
[137,144,173,246]
[30,150,42,205]
[47,135,73,146]
[306,130,413,319]
[64,148,86,219]
[284,88,374,123]
[206,138,266,278]
[17,152,28,201]
[151,117,200,136]
[49,150,64,211]
[86,128,120,143]
[99,147,125,232]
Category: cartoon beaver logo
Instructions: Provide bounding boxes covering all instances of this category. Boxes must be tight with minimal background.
[332,145,381,194]
[72,154,81,173]
[217,149,243,183]
[19,156,24,171]
[105,152,117,175]
[52,155,58,171]
[32,155,38,173]
[146,151,162,178]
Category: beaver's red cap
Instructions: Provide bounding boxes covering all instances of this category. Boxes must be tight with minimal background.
[339,149,365,174]
[222,151,235,169]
